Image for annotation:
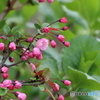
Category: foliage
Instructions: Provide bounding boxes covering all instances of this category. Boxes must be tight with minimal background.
[0,0,100,100]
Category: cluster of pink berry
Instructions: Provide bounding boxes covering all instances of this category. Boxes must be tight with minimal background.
[38,0,54,3]
[0,17,71,100]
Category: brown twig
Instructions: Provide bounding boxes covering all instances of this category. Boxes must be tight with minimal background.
[0,0,17,21]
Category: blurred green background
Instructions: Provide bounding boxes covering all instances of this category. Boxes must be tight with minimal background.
[0,0,100,100]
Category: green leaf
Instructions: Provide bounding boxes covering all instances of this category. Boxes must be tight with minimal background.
[0,87,7,96]
[62,35,100,74]
[76,0,100,27]
[34,23,41,29]
[38,85,44,91]
[68,67,100,90]
[3,25,10,34]
[0,20,5,29]
[11,26,20,34]
[21,5,38,21]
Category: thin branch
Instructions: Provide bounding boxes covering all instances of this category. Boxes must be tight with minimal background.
[7,60,24,68]
[0,50,12,68]
[0,0,17,21]
[22,82,44,86]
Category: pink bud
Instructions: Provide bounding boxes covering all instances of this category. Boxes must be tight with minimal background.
[8,84,15,90]
[52,83,60,92]
[36,38,49,50]
[32,47,41,57]
[62,26,68,30]
[9,42,16,50]
[29,63,36,71]
[0,36,6,39]
[21,55,29,60]
[29,52,34,58]
[63,80,71,86]
[16,92,27,100]
[9,57,14,62]
[50,40,56,48]
[0,83,5,88]
[26,37,34,43]
[3,79,12,88]
[36,53,43,60]
[1,66,8,73]
[0,43,5,50]
[14,81,22,89]
[41,27,50,33]
[47,0,54,3]
[2,73,9,79]
[38,0,45,3]
[63,41,70,47]
[57,35,65,42]
[59,17,68,23]
[57,95,64,100]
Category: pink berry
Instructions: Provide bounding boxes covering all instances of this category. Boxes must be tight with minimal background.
[63,41,70,47]
[47,0,54,3]
[36,38,49,50]
[41,27,50,33]
[0,43,5,50]
[1,66,8,73]
[63,80,71,86]
[29,63,36,71]
[57,35,65,42]
[3,79,12,88]
[9,42,16,50]
[52,83,60,92]
[57,95,64,100]
[2,73,9,79]
[26,37,34,43]
[59,17,68,23]
[38,0,45,3]
[14,81,22,89]
[62,26,68,30]
[50,40,56,48]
